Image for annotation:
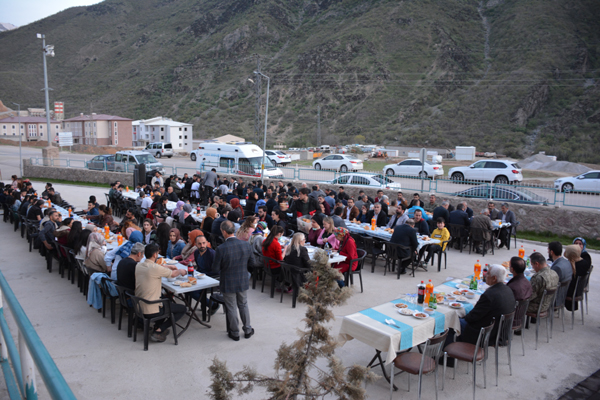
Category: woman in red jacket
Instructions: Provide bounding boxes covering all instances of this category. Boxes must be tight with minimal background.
[334,227,358,274]
[262,225,287,277]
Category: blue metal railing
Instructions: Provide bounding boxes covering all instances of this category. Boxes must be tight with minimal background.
[0,270,76,400]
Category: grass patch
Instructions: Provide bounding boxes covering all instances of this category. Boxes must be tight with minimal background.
[24,177,109,189]
[518,230,600,251]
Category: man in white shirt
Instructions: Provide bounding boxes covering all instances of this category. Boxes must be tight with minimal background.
[141,192,153,215]
[151,172,164,188]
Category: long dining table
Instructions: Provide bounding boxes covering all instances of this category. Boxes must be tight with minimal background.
[338,274,481,385]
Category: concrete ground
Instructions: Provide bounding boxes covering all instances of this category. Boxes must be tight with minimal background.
[1,180,599,399]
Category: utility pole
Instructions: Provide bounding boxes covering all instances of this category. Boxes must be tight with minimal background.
[254,54,262,146]
[317,105,321,147]
[38,33,54,144]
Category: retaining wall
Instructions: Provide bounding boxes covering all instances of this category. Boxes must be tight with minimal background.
[23,160,134,186]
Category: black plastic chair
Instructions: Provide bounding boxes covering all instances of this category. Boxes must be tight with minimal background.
[343,249,367,292]
[447,224,468,253]
[131,296,178,351]
[362,236,386,273]
[261,256,286,298]
[508,221,520,250]
[114,284,136,339]
[468,227,495,257]
[99,277,118,324]
[430,238,452,272]
[59,244,76,283]
[385,242,415,279]
[25,221,40,253]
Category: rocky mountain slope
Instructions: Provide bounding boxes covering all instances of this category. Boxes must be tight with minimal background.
[0,0,598,161]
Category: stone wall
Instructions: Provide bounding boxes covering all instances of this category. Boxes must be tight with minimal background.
[23,159,134,186]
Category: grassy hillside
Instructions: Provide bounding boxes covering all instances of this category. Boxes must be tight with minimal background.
[0,0,599,161]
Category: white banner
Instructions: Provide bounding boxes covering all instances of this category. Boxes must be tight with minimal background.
[58,132,73,147]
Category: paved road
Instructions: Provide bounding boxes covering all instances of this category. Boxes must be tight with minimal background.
[0,145,597,209]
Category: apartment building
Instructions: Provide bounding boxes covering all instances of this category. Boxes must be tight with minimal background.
[1,116,62,141]
[62,113,133,146]
[132,116,193,151]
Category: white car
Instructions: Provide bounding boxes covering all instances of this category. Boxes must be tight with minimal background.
[321,173,401,190]
[554,170,600,192]
[313,154,363,172]
[265,150,292,166]
[383,159,443,179]
[449,160,523,184]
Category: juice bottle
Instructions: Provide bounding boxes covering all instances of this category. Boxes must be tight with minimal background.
[371,216,376,231]
[417,281,425,304]
[126,186,129,192]
[474,259,481,280]
[425,279,433,304]
[117,233,123,245]
[518,245,525,259]
[47,199,52,208]
[68,207,72,217]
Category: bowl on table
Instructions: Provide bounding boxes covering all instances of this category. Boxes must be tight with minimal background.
[424,308,435,315]
[465,292,475,299]
[167,277,176,282]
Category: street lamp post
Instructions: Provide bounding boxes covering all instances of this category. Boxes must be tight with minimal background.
[253,71,270,182]
[37,33,54,145]
[12,103,22,177]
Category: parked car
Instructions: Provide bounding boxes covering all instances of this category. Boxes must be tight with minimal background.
[554,170,600,192]
[312,154,363,172]
[114,151,165,174]
[87,155,115,171]
[383,159,443,179]
[448,160,523,183]
[143,142,173,159]
[265,150,292,166]
[453,185,548,205]
[321,173,401,190]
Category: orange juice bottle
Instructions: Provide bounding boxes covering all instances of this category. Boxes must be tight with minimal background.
[117,233,123,245]
[474,260,482,280]
[47,199,51,207]
[126,186,129,192]
[425,280,433,304]
[518,245,525,259]
[371,216,376,231]
[68,207,72,217]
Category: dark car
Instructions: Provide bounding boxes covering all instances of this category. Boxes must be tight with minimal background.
[453,185,549,205]
[87,155,115,171]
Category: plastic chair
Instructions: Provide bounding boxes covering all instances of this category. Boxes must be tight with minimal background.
[385,242,415,279]
[114,284,136,339]
[566,274,588,328]
[552,279,571,335]
[468,228,494,257]
[99,277,118,324]
[444,320,495,400]
[492,309,516,386]
[261,256,286,298]
[583,265,593,315]
[430,238,452,272]
[447,224,468,253]
[512,299,530,356]
[509,221,520,250]
[362,236,386,272]
[525,288,557,350]
[390,329,449,400]
[343,249,367,292]
[25,221,40,253]
[60,244,77,284]
[131,296,179,351]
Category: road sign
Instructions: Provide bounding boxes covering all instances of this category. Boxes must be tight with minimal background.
[58,132,73,147]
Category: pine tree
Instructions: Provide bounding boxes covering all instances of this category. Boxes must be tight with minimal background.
[208,250,378,400]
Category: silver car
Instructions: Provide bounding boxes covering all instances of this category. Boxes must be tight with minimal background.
[87,155,115,171]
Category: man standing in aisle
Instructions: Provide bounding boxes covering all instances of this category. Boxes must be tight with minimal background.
[203,168,218,205]
[213,221,255,341]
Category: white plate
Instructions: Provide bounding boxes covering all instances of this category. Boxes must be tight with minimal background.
[412,311,429,319]
[166,260,178,265]
[455,296,469,302]
[449,302,463,309]
[196,273,206,279]
[394,303,408,309]
[457,284,469,289]
[171,281,181,286]
[398,308,413,316]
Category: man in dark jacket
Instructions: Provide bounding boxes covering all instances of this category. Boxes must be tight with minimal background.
[460,265,515,345]
[497,202,517,248]
[289,188,318,217]
[213,221,256,341]
[448,203,470,249]
[390,219,418,274]
[211,206,230,239]
[432,201,450,225]
[413,209,429,236]
[366,203,388,227]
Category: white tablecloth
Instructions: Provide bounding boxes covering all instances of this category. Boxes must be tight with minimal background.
[122,191,177,211]
[345,222,440,250]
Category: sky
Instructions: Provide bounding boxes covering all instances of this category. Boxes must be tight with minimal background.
[1,0,102,27]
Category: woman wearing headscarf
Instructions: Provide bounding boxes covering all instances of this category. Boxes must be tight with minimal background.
[178,229,205,262]
[201,208,217,232]
[172,201,185,219]
[565,244,591,312]
[104,230,144,280]
[180,204,196,226]
[317,216,339,250]
[167,228,186,259]
[307,214,323,247]
[573,237,592,264]
[85,232,110,273]
[333,227,358,275]
[230,197,244,219]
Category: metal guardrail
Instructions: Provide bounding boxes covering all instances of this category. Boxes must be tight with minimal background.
[26,158,600,210]
[0,270,76,400]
